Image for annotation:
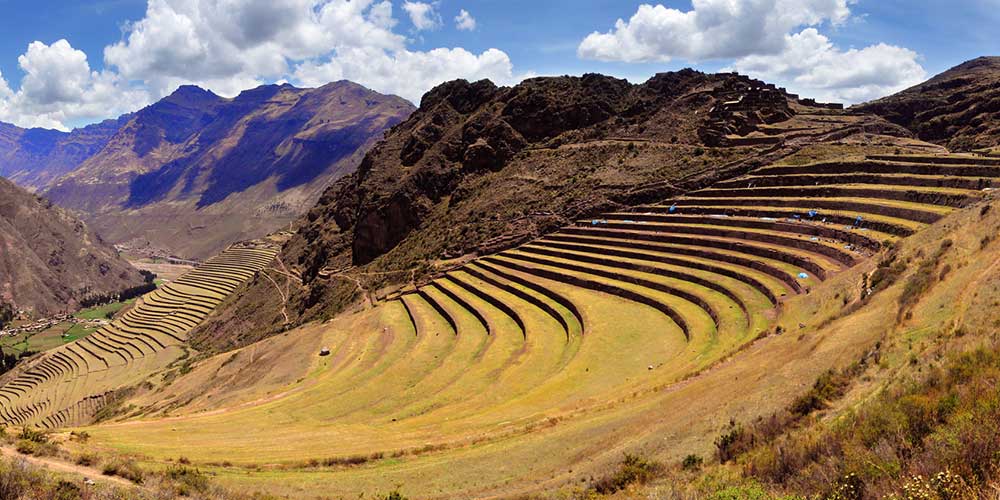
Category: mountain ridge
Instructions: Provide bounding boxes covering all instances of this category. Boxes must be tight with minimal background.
[856,55,1000,152]
[0,81,415,259]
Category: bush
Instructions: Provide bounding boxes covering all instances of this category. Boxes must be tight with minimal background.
[18,427,48,443]
[790,368,853,417]
[590,453,662,494]
[716,425,755,463]
[102,457,145,483]
[734,346,1000,498]
[682,454,704,471]
[383,490,409,500]
[166,465,210,495]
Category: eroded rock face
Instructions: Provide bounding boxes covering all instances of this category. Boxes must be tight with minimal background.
[856,56,1000,151]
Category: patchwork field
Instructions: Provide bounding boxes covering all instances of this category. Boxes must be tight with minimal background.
[38,153,997,498]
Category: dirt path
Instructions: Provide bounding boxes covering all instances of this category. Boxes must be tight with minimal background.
[0,445,139,489]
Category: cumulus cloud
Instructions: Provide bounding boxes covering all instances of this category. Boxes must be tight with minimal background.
[730,29,927,104]
[578,0,926,104]
[455,9,476,31]
[295,47,515,103]
[0,0,523,130]
[0,40,149,130]
[402,1,441,31]
[579,0,851,62]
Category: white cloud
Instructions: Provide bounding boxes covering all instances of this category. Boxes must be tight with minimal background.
[295,47,515,104]
[402,1,442,31]
[0,0,523,130]
[730,28,926,104]
[0,40,149,130]
[579,0,851,62]
[455,9,476,31]
[578,0,926,104]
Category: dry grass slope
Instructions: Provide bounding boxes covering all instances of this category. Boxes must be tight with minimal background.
[68,151,1000,499]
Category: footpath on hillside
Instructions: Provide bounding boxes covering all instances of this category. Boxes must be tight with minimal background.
[0,445,141,489]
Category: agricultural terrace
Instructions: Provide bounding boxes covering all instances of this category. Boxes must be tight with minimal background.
[0,245,278,427]
[78,153,1000,497]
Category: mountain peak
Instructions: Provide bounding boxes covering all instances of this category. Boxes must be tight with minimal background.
[161,85,221,106]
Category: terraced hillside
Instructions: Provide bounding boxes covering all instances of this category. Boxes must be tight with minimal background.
[0,245,278,427]
[69,152,998,498]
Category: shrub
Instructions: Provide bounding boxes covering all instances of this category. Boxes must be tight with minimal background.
[716,425,755,463]
[166,465,210,495]
[681,454,704,471]
[590,453,662,495]
[102,457,145,483]
[826,473,864,500]
[15,439,38,455]
[383,490,409,500]
[790,368,853,417]
[75,453,99,467]
[18,427,48,443]
[51,480,82,500]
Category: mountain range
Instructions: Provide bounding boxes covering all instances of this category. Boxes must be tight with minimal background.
[0,81,414,259]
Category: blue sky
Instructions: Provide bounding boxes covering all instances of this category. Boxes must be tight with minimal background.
[0,0,997,130]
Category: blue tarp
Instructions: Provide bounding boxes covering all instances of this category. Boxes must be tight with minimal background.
[797,272,810,279]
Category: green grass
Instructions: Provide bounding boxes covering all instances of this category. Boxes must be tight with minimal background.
[75,298,137,321]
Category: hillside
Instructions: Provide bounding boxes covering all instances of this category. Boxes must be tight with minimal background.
[0,117,128,191]
[4,63,1000,499]
[857,56,1000,152]
[37,82,414,259]
[31,147,989,499]
[191,70,912,350]
[0,177,144,317]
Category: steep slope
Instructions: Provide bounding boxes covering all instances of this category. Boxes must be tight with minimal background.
[192,70,911,350]
[857,56,1000,152]
[0,177,144,316]
[0,117,127,191]
[43,82,414,259]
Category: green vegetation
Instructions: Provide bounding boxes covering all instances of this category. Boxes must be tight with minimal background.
[725,344,1000,499]
[588,453,663,495]
[101,456,145,484]
[74,298,136,321]
[0,302,13,329]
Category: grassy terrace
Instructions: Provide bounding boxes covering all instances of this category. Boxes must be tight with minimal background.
[50,153,1000,498]
[0,245,279,428]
